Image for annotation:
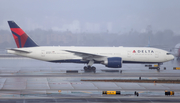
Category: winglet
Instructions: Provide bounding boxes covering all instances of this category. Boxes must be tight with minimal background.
[7,21,38,48]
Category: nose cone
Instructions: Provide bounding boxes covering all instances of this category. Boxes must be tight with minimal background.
[168,54,174,61]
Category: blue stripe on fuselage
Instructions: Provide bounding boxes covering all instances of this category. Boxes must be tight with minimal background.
[123,61,161,64]
[49,59,161,64]
[49,59,100,63]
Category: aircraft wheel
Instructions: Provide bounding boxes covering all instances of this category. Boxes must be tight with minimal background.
[84,66,87,71]
[87,66,91,69]
[92,66,96,73]
[92,66,96,70]
[157,67,160,70]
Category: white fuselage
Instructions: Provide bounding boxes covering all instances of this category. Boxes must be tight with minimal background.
[7,46,174,67]
[6,21,174,68]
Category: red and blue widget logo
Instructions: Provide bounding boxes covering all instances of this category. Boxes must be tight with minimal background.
[11,28,28,48]
[8,21,38,48]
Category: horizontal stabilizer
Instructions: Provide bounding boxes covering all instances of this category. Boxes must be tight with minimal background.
[8,49,31,53]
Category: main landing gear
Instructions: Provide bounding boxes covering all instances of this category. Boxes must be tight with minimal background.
[84,60,96,73]
[84,66,96,73]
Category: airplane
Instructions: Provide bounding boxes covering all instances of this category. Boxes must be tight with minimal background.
[170,43,180,60]
[7,21,174,72]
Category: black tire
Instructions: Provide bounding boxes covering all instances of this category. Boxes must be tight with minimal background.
[157,67,160,70]
[92,66,96,73]
[84,66,87,71]
[87,66,91,69]
[92,66,95,70]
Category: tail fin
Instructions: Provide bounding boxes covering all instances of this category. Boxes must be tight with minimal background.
[7,21,38,48]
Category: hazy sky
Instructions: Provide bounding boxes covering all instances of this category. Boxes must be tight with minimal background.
[1,0,180,33]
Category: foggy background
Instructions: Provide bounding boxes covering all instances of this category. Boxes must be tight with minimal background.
[0,0,180,53]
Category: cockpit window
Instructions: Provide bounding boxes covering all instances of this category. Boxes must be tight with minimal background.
[166,53,171,55]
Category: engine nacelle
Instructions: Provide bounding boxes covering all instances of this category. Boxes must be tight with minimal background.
[104,57,122,68]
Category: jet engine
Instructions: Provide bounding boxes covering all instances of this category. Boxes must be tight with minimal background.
[103,57,122,68]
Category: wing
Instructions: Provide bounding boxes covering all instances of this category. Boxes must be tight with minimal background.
[64,50,106,61]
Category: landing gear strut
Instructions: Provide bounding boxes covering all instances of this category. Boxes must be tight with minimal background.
[84,60,96,73]
[157,63,163,71]
[84,66,96,73]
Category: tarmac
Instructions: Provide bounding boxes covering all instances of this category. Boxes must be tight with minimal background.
[0,57,180,102]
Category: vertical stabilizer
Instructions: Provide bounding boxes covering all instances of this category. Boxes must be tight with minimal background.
[7,21,38,48]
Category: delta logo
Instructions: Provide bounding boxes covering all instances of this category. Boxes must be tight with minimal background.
[133,50,154,53]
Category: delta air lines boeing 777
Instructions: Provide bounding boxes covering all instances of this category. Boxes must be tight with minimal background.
[7,21,174,71]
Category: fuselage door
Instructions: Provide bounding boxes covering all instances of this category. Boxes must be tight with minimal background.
[155,51,159,58]
[127,51,131,58]
[41,50,46,57]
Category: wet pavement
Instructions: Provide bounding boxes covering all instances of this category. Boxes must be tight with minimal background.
[0,57,180,102]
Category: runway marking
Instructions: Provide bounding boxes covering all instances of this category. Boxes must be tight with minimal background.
[92,83,99,89]
[138,84,147,90]
[80,91,91,94]
[46,78,50,89]
[1,78,6,90]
